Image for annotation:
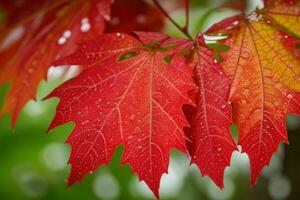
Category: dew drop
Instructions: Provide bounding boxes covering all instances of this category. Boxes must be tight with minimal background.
[58,37,66,45]
[287,94,293,99]
[232,21,239,26]
[221,105,226,109]
[81,17,91,32]
[116,32,122,37]
[103,14,110,21]
[63,30,71,38]
[81,17,89,24]
[242,89,250,96]
[130,114,135,121]
[81,23,91,32]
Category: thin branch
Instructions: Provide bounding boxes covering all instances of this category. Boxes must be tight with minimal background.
[152,0,192,39]
[183,0,190,33]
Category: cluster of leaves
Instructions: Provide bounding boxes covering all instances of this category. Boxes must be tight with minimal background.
[1,0,300,198]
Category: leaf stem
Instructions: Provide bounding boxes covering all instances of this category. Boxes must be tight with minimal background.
[152,0,192,40]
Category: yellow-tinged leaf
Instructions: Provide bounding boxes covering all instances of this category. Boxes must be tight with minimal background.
[263,0,300,36]
[213,16,300,184]
[228,20,300,93]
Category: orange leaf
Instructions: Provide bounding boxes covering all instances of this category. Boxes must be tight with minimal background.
[210,15,300,184]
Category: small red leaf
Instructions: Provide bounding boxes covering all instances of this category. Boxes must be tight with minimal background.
[185,45,236,188]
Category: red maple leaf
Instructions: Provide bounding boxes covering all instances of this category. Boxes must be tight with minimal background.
[47,32,196,198]
[0,0,111,126]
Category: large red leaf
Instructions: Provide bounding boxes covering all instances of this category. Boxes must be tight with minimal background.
[0,0,111,126]
[185,41,236,188]
[47,32,196,198]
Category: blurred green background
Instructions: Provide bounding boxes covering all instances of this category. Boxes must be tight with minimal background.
[1,0,300,200]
